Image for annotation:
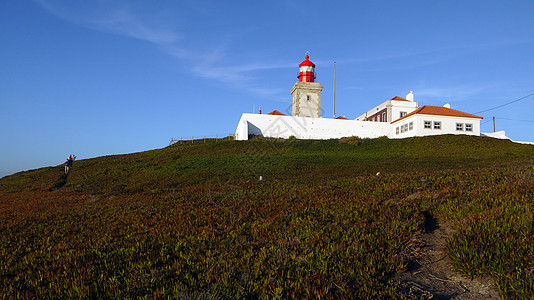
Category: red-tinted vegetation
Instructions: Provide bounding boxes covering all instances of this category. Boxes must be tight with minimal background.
[1,135,533,298]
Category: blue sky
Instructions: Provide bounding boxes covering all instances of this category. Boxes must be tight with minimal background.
[1,0,534,177]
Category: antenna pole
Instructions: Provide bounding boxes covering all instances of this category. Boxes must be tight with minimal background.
[333,61,336,118]
[493,116,496,132]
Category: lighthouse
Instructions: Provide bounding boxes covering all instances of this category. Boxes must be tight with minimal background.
[291,53,323,117]
[297,54,316,82]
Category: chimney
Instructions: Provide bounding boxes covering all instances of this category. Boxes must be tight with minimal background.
[406,91,414,102]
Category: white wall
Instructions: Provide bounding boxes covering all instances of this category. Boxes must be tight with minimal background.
[236,113,482,141]
[390,101,418,122]
[235,113,392,140]
[392,114,481,138]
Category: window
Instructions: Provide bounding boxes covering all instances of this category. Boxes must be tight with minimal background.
[465,124,473,131]
[396,127,399,134]
[456,123,464,131]
[409,122,413,131]
[400,111,407,118]
[306,95,311,102]
[424,121,431,129]
[382,112,386,122]
[433,121,441,130]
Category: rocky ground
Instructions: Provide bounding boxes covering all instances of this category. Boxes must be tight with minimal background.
[396,213,500,299]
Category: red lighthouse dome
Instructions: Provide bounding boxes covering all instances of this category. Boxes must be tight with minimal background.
[297,54,316,82]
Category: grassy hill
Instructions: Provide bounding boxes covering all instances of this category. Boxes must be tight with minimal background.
[1,135,533,298]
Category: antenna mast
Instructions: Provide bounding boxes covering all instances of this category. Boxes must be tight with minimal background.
[333,61,336,118]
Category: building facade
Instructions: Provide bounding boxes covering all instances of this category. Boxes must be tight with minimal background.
[234,54,483,141]
[355,92,419,123]
[391,105,482,138]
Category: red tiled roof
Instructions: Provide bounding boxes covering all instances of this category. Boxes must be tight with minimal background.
[335,116,349,120]
[391,105,483,124]
[391,96,409,101]
[267,110,287,116]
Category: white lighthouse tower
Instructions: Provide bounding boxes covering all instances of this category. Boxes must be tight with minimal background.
[291,53,323,118]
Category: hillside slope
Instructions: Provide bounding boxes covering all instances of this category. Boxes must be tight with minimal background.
[1,135,533,298]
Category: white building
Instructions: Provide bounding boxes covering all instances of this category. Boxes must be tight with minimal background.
[234,54,483,141]
[355,92,419,123]
[391,105,482,138]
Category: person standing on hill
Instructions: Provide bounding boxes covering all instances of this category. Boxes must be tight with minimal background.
[65,154,76,174]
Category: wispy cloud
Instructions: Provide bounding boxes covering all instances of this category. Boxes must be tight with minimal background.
[33,0,292,99]
[336,38,531,69]
[34,0,180,45]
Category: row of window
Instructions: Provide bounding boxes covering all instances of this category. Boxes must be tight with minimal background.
[397,121,474,134]
[424,121,440,129]
[366,112,387,122]
[424,121,472,131]
[456,123,473,131]
[396,122,413,134]
[369,110,410,122]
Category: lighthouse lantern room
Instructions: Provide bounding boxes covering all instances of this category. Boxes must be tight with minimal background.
[291,53,323,118]
[297,55,316,82]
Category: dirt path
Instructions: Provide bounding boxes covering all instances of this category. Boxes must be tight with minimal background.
[396,213,500,299]
[50,173,68,191]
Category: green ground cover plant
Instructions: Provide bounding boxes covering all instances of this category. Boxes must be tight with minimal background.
[1,135,533,298]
